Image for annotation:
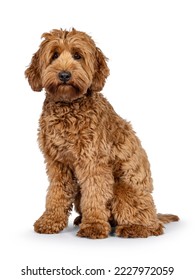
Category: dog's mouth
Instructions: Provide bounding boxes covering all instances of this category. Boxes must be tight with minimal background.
[45,82,85,103]
[47,82,78,93]
[58,83,80,93]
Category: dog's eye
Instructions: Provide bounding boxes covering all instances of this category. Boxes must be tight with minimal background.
[52,52,59,60]
[73,52,82,60]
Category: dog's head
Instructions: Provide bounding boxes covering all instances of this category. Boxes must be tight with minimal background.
[25,28,109,103]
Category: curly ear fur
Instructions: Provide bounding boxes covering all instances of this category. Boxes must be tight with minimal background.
[90,48,110,92]
[25,49,42,92]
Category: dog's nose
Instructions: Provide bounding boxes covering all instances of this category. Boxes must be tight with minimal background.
[58,71,71,82]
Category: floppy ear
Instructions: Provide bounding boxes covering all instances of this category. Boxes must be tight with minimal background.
[90,47,110,92]
[25,49,42,92]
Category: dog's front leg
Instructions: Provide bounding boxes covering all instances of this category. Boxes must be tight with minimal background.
[34,161,75,234]
[76,163,114,239]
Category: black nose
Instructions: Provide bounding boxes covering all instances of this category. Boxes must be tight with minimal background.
[58,71,71,82]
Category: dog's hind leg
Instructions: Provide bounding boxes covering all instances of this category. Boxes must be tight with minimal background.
[112,182,164,238]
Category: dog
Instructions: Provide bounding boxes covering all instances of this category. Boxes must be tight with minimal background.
[25,28,179,238]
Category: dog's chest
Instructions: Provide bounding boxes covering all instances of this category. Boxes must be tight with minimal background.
[39,111,94,164]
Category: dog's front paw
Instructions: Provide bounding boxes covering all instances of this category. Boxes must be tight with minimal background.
[34,211,68,234]
[77,222,111,239]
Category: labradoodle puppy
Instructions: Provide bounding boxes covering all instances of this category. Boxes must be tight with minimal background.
[25,28,179,238]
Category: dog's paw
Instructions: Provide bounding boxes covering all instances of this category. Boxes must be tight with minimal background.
[77,222,110,239]
[34,211,68,234]
[115,224,164,238]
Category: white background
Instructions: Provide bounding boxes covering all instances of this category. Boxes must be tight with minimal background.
[1,0,195,279]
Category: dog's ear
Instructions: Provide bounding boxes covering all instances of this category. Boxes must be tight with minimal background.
[25,49,42,92]
[90,48,110,92]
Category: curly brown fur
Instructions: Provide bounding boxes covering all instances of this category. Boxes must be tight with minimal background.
[25,28,179,239]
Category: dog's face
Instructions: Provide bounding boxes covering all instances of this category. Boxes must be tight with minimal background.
[25,29,109,103]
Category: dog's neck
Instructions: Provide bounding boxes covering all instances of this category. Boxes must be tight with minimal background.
[43,90,97,115]
[45,89,93,107]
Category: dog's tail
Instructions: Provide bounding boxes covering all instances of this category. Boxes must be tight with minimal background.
[157,213,179,224]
